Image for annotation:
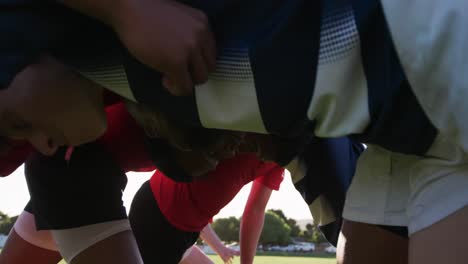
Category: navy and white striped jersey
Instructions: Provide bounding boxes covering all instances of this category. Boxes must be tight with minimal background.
[3,0,468,155]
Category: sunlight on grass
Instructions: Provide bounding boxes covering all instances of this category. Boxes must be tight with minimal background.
[208,255,336,264]
[58,255,336,264]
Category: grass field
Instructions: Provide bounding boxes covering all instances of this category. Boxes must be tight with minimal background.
[208,255,336,264]
[58,255,335,264]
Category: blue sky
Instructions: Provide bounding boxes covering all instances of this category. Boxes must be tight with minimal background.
[0,166,313,221]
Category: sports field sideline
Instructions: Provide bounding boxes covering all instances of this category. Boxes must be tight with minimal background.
[57,255,336,264]
[208,255,336,264]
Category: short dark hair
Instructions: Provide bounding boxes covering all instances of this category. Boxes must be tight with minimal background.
[0,137,15,156]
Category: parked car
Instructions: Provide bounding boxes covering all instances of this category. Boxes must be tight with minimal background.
[199,245,216,255]
[268,245,282,251]
[283,245,296,252]
[227,242,240,251]
[294,242,315,252]
[0,234,8,248]
[325,245,337,253]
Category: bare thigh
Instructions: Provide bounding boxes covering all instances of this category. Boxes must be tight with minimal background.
[71,231,142,264]
[0,229,62,264]
[337,219,408,264]
[409,205,468,264]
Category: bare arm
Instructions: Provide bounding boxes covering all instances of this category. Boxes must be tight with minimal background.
[200,224,225,252]
[200,225,240,264]
[62,0,216,95]
[239,181,272,264]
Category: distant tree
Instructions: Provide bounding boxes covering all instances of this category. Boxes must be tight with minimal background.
[299,223,314,242]
[212,217,240,243]
[0,211,17,235]
[287,218,301,238]
[311,225,328,244]
[0,211,8,222]
[259,211,291,246]
[298,223,328,243]
[268,209,301,238]
[269,209,287,223]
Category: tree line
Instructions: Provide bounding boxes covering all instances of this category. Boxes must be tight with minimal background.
[0,209,329,246]
[211,209,328,246]
[0,211,17,236]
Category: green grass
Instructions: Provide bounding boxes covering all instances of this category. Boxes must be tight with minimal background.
[208,255,336,264]
[58,255,335,264]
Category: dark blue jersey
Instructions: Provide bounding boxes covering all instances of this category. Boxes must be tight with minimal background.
[2,0,453,156]
[0,0,374,245]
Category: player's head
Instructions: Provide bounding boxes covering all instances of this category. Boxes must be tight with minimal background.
[0,57,107,155]
[125,100,246,179]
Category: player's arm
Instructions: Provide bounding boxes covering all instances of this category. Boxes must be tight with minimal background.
[239,181,273,264]
[62,0,216,95]
[200,224,240,264]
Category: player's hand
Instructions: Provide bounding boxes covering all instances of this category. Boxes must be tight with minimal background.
[218,246,240,264]
[112,0,216,95]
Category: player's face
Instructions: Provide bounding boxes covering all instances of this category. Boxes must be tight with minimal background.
[0,57,107,156]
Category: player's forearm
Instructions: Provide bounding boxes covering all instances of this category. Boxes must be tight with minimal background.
[200,225,226,254]
[240,212,265,264]
[61,0,126,27]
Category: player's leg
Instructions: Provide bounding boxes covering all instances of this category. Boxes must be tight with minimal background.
[129,181,200,264]
[343,140,468,264]
[409,205,468,264]
[337,220,408,264]
[25,143,142,264]
[406,138,468,264]
[340,145,412,264]
[67,229,142,264]
[0,209,62,264]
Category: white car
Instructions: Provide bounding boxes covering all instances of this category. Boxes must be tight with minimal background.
[228,244,240,251]
[325,245,337,253]
[199,245,216,255]
[294,242,315,252]
[0,234,7,248]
